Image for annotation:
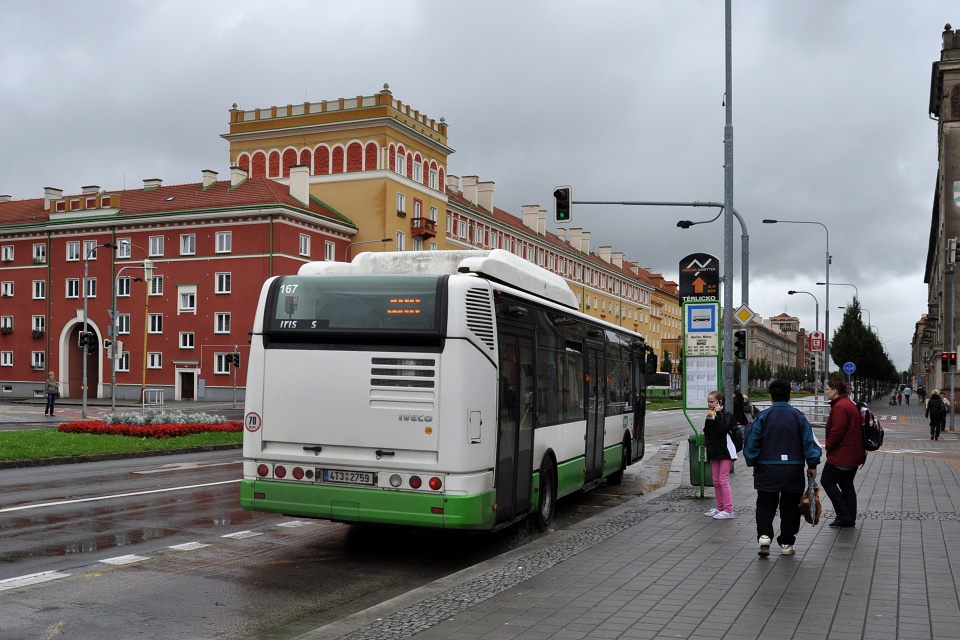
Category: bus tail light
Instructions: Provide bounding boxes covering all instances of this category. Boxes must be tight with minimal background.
[409,476,422,489]
[428,477,442,491]
[292,467,305,480]
[274,465,287,479]
[257,464,270,477]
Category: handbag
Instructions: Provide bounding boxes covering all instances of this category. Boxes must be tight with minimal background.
[799,477,822,525]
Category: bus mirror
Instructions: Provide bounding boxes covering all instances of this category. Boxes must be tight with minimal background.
[645,353,658,375]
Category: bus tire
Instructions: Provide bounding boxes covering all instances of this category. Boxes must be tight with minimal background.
[535,461,556,532]
[607,440,629,485]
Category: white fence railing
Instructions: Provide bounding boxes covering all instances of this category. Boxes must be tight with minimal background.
[751,396,830,426]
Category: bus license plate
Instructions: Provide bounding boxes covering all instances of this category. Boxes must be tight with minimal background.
[322,469,374,485]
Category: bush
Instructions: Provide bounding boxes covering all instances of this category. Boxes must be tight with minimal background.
[102,410,231,426]
[59,419,242,439]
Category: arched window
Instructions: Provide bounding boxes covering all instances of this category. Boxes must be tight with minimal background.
[251,152,267,178]
[314,146,329,175]
[299,148,312,169]
[365,142,378,170]
[282,149,297,177]
[238,154,250,173]
[332,147,345,174]
[346,142,362,172]
[389,145,396,172]
[268,151,281,177]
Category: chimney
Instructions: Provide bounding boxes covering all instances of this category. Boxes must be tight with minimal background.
[80,185,99,194]
[446,174,460,194]
[521,205,539,232]
[201,169,218,188]
[231,165,248,187]
[477,181,494,211]
[568,228,583,252]
[143,178,162,191]
[44,187,63,209]
[612,252,624,268]
[557,228,566,242]
[289,165,310,205]
[630,264,639,276]
[599,246,612,263]
[579,231,591,254]
[0,195,10,203]
[462,175,478,204]
[537,209,547,235]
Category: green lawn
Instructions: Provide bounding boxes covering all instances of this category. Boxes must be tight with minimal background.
[0,428,242,462]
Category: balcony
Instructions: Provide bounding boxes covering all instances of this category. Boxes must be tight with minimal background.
[410,216,437,239]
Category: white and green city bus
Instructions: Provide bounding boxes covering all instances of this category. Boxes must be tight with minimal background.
[240,249,651,531]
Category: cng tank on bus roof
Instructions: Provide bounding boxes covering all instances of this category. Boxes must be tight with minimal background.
[298,249,578,310]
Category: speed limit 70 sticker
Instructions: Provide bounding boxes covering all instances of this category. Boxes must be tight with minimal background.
[245,412,262,432]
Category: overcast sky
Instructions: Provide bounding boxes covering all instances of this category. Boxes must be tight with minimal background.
[1,1,949,371]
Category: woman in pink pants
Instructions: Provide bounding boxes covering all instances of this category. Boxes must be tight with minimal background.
[703,390,736,519]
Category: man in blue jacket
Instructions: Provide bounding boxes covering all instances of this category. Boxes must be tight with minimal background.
[744,379,822,558]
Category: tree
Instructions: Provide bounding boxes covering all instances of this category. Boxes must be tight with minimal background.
[830,299,898,383]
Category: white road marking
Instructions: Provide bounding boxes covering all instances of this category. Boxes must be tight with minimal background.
[0,480,240,514]
[169,542,211,551]
[101,554,149,565]
[276,520,309,528]
[0,571,71,591]
[134,461,243,474]
[881,449,943,454]
[222,530,262,539]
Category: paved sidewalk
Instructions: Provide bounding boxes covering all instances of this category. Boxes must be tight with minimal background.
[304,397,960,640]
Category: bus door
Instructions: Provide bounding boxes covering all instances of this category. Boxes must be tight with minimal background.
[495,332,535,524]
[585,345,605,482]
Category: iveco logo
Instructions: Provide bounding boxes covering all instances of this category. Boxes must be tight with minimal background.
[399,413,433,422]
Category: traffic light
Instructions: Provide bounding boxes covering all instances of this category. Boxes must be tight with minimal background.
[233,352,241,367]
[554,186,572,223]
[953,352,958,369]
[78,332,88,347]
[943,353,950,372]
[87,334,96,354]
[733,330,746,360]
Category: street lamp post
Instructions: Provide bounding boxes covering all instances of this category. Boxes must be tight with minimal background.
[82,243,118,418]
[110,260,154,411]
[788,289,820,391]
[763,219,830,394]
[820,281,858,301]
[344,237,393,262]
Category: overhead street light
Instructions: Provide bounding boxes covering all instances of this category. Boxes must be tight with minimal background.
[763,218,830,400]
[818,281,858,301]
[345,237,393,262]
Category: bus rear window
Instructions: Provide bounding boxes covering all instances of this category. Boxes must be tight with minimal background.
[266,275,443,335]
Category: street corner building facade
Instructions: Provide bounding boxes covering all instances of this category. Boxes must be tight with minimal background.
[0,84,684,402]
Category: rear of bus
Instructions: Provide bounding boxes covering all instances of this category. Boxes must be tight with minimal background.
[240,270,500,529]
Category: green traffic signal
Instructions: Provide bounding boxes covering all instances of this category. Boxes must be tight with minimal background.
[733,330,746,360]
[554,186,572,222]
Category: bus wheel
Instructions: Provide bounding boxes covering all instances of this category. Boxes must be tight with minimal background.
[607,441,629,485]
[535,461,556,532]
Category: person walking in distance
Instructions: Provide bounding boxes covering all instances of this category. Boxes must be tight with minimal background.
[743,379,822,557]
[903,386,912,405]
[926,389,948,441]
[703,390,736,520]
[44,371,59,417]
[821,378,865,528]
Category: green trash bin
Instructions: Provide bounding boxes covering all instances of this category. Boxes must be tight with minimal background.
[688,434,734,486]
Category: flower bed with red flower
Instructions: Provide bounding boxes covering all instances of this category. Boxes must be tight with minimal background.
[59,420,242,439]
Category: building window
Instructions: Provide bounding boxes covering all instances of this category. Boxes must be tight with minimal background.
[32,281,45,300]
[66,242,80,261]
[215,353,232,374]
[33,244,45,264]
[413,237,423,251]
[118,276,131,297]
[216,231,232,253]
[180,234,196,256]
[325,241,335,261]
[215,272,231,294]
[0,246,12,262]
[150,275,163,296]
[118,239,132,259]
[215,312,231,334]
[117,352,129,372]
[179,290,196,313]
[458,220,466,238]
[149,235,164,257]
[0,352,11,367]
[429,242,437,251]
[32,351,44,370]
[299,234,310,257]
[396,153,406,176]
[149,313,163,333]
[0,282,12,297]
[32,316,44,332]
[180,332,195,349]
[430,206,438,221]
[84,277,96,298]
[84,240,98,260]
[413,162,423,183]
[414,200,422,219]
[0,317,11,330]
[429,169,438,190]
[396,231,405,251]
[446,216,452,234]
[147,352,162,369]
[66,279,79,298]
[397,193,406,215]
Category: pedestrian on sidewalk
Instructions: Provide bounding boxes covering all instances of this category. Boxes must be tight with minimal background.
[703,390,736,520]
[926,389,947,440]
[44,371,59,416]
[744,379,822,558]
[897,391,903,405]
[821,378,865,528]
[904,386,912,405]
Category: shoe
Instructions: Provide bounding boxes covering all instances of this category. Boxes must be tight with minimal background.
[713,511,734,520]
[780,544,795,556]
[704,508,719,517]
[829,519,853,528]
[758,535,771,557]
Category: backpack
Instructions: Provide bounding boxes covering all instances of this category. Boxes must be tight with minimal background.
[730,424,744,452]
[859,402,884,452]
